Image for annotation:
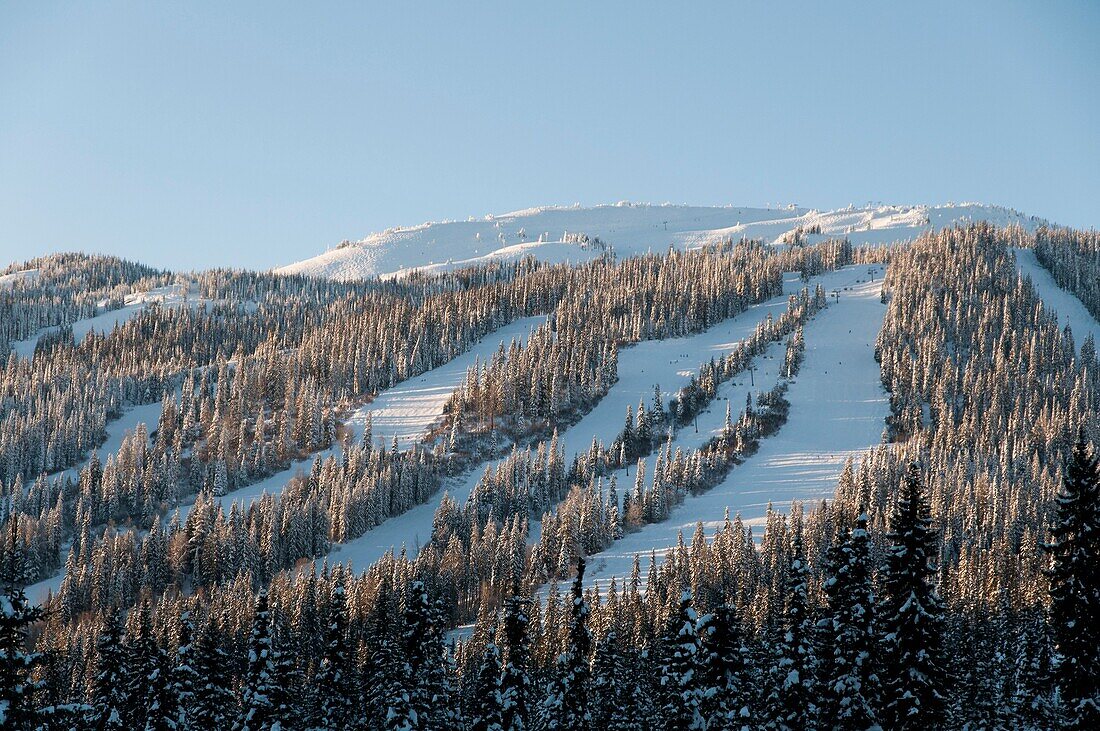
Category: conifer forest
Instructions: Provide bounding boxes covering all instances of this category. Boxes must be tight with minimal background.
[1,220,1099,731]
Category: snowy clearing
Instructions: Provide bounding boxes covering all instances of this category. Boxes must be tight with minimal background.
[1014,248,1100,348]
[11,282,201,358]
[276,202,1041,281]
[582,268,889,589]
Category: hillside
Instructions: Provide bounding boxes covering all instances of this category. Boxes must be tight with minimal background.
[275,201,1044,280]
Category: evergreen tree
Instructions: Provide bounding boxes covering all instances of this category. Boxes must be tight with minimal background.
[235,590,277,731]
[315,580,354,730]
[819,514,881,731]
[699,603,752,731]
[660,589,705,730]
[765,532,817,731]
[171,612,200,731]
[470,628,503,731]
[87,608,127,731]
[500,584,532,731]
[540,558,592,730]
[1046,429,1100,729]
[0,518,43,731]
[192,619,235,730]
[879,464,946,731]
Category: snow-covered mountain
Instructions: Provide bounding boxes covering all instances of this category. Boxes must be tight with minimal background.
[275,201,1045,281]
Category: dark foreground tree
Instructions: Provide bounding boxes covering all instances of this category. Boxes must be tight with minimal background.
[1046,429,1100,729]
[879,463,946,730]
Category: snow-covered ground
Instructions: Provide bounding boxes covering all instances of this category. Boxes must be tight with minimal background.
[582,268,889,589]
[27,400,163,603]
[327,264,882,570]
[11,282,200,358]
[0,268,40,289]
[343,316,547,449]
[1014,248,1100,348]
[194,315,548,519]
[276,202,1042,281]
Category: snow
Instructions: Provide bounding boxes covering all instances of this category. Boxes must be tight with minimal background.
[275,202,1041,281]
[343,316,547,449]
[195,317,547,518]
[26,400,163,604]
[1013,248,1100,349]
[581,267,889,589]
[327,265,882,570]
[0,268,39,289]
[10,282,200,359]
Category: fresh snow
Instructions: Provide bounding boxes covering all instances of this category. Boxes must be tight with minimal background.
[327,265,881,570]
[0,269,40,289]
[275,202,1042,281]
[26,400,163,604]
[1013,248,1100,349]
[581,267,889,589]
[183,316,550,521]
[342,316,547,449]
[11,282,200,359]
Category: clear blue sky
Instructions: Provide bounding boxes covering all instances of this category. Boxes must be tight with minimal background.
[2,1,1098,271]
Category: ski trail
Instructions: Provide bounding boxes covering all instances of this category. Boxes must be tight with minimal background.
[342,316,547,448]
[328,264,882,570]
[582,267,889,588]
[1013,248,1100,348]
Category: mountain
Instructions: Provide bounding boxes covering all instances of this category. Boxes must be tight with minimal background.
[275,201,1045,280]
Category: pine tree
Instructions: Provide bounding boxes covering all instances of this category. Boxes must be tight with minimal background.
[87,608,127,731]
[660,589,705,730]
[879,463,946,731]
[819,514,881,731]
[540,558,592,730]
[765,532,817,731]
[0,518,43,731]
[699,603,752,731]
[235,591,277,731]
[500,585,532,731]
[1046,429,1100,729]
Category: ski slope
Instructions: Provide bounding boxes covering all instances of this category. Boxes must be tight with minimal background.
[1014,248,1100,348]
[276,202,1041,281]
[583,268,889,588]
[11,283,201,358]
[327,264,880,570]
[343,316,547,449]
[193,316,548,518]
[27,400,162,603]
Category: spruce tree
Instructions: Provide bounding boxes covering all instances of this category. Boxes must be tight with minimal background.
[819,514,881,731]
[540,557,592,730]
[699,603,752,731]
[879,463,946,731]
[765,532,816,731]
[470,627,504,731]
[500,584,532,731]
[315,580,354,730]
[0,518,43,731]
[192,619,234,730]
[171,612,200,731]
[660,589,705,730]
[235,590,277,731]
[87,608,127,731]
[1046,429,1100,729]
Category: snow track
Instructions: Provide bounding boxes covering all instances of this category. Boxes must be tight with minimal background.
[1014,248,1100,348]
[328,264,882,570]
[582,267,889,588]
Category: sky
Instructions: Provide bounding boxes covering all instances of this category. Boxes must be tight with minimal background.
[2,1,1098,272]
